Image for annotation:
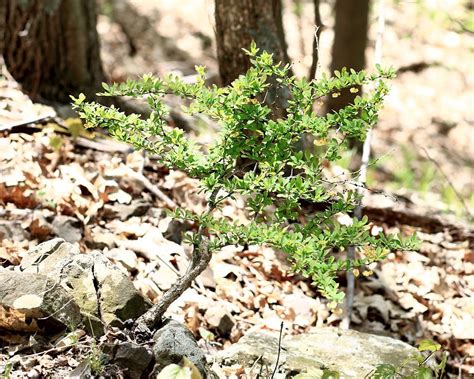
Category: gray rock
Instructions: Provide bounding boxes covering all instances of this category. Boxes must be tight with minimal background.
[68,360,92,378]
[91,251,149,326]
[153,320,207,377]
[0,220,28,242]
[217,327,419,378]
[0,269,81,333]
[20,239,149,334]
[21,238,78,273]
[51,215,82,243]
[103,342,153,379]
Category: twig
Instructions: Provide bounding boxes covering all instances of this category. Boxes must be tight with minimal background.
[122,165,177,209]
[342,0,386,330]
[448,14,474,35]
[271,321,284,378]
[458,356,466,379]
[422,147,472,220]
[248,354,264,377]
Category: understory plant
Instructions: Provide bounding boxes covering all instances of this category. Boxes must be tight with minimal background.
[73,43,417,335]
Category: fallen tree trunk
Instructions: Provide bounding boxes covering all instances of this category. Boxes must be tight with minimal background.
[363,206,474,247]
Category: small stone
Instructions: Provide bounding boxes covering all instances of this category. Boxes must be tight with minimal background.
[153,320,207,377]
[103,342,153,379]
[20,239,149,334]
[51,215,82,243]
[0,220,28,242]
[20,238,78,273]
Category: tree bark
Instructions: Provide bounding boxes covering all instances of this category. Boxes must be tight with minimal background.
[215,0,289,85]
[327,0,370,113]
[215,0,290,117]
[3,0,105,103]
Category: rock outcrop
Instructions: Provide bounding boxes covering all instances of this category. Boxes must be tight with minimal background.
[0,269,81,333]
[19,238,149,334]
[217,326,419,378]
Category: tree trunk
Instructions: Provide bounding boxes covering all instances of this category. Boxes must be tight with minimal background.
[3,0,105,103]
[215,0,289,85]
[215,0,290,117]
[327,0,370,113]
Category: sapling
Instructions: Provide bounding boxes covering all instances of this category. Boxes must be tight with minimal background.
[72,43,417,337]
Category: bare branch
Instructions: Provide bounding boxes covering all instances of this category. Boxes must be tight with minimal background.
[308,0,323,82]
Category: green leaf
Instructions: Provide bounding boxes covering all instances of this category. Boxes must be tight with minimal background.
[369,363,398,379]
[417,340,441,352]
[156,364,193,379]
[322,369,340,379]
[406,367,433,379]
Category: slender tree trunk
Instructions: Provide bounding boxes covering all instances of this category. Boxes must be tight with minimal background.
[215,0,290,117]
[327,0,370,113]
[308,0,323,81]
[3,0,105,103]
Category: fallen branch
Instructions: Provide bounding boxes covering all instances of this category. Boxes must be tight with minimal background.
[121,166,177,209]
[363,205,474,246]
[0,111,56,131]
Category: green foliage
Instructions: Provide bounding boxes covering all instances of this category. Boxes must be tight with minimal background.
[322,369,341,378]
[72,43,417,302]
[2,362,12,379]
[87,341,106,375]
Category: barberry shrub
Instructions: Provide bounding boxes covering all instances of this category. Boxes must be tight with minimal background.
[73,43,417,333]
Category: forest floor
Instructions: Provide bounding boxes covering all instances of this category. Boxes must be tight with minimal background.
[1,0,473,377]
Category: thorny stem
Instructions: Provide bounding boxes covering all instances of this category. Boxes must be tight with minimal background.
[133,188,220,339]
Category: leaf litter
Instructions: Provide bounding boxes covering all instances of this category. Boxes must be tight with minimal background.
[1,0,473,376]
